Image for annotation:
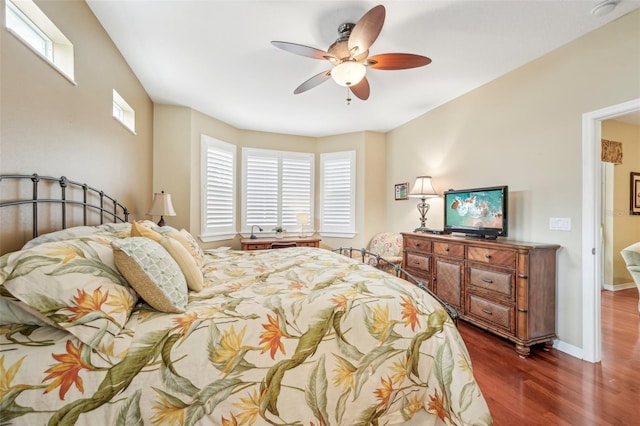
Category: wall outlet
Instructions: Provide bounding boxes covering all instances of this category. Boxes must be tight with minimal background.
[549,217,571,231]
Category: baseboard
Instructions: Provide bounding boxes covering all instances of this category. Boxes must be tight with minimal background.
[552,339,584,360]
[602,282,636,291]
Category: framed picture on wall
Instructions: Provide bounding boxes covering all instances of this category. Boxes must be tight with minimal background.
[395,182,409,200]
[632,172,640,215]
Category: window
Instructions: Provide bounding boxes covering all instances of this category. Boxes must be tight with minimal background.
[319,151,356,237]
[242,148,313,234]
[5,0,75,82]
[112,89,136,133]
[201,135,236,242]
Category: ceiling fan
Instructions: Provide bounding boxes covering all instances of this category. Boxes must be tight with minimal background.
[271,4,431,102]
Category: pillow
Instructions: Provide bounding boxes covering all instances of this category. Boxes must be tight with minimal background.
[131,220,162,241]
[0,289,56,327]
[94,222,132,238]
[21,223,133,250]
[1,235,138,352]
[170,229,206,267]
[159,236,204,292]
[22,226,99,249]
[112,237,188,313]
[135,220,179,236]
[621,243,640,265]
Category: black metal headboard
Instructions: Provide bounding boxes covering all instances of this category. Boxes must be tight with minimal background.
[0,173,129,239]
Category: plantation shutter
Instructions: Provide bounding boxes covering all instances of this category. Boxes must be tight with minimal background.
[201,135,236,241]
[242,148,314,233]
[245,153,279,229]
[282,157,312,229]
[320,151,356,236]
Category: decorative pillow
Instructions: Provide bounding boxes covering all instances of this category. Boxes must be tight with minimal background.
[135,220,179,236]
[1,235,138,352]
[131,221,204,267]
[159,236,204,292]
[170,229,206,267]
[131,220,162,241]
[112,237,188,313]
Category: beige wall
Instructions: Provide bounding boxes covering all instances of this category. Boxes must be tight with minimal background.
[154,105,388,251]
[316,131,386,250]
[386,10,640,349]
[602,119,640,286]
[1,0,153,254]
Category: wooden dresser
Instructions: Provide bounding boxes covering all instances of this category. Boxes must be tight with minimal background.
[241,236,321,251]
[402,232,559,357]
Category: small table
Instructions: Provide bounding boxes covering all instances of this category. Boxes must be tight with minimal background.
[241,236,321,251]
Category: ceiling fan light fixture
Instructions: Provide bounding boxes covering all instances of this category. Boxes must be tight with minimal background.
[331,61,366,87]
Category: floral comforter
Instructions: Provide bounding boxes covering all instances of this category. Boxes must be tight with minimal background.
[1,245,491,425]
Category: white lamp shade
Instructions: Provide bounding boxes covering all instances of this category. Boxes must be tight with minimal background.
[147,191,176,216]
[296,213,310,225]
[331,61,366,87]
[409,176,438,198]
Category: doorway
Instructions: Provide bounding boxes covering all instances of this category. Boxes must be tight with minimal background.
[582,98,640,363]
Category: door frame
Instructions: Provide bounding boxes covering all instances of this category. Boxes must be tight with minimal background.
[582,97,640,363]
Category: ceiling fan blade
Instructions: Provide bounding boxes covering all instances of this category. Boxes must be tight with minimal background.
[271,41,333,60]
[348,5,385,56]
[367,53,432,70]
[350,77,370,100]
[294,70,332,94]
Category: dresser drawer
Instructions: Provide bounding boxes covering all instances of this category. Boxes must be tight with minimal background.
[297,241,318,247]
[405,252,430,271]
[433,241,464,258]
[244,243,268,250]
[468,266,514,299]
[467,246,515,268]
[467,294,514,332]
[405,237,431,252]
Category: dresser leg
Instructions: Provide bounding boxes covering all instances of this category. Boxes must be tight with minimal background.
[516,343,531,358]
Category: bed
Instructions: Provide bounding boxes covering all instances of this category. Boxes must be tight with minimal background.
[0,174,492,425]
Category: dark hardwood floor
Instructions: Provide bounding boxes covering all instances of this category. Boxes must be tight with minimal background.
[458,288,640,425]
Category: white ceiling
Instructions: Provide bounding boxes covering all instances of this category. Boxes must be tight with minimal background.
[87,0,640,137]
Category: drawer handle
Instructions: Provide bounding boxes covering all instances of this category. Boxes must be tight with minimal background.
[413,259,420,264]
[484,254,492,259]
[481,308,493,315]
[444,247,450,252]
[415,243,421,248]
[481,277,493,284]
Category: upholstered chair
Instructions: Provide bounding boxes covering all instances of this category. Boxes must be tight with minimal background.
[620,242,640,312]
[363,232,404,274]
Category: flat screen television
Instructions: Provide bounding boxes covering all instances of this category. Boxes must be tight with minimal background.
[443,185,508,239]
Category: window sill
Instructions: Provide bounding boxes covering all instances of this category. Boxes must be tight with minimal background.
[7,28,76,86]
[199,232,236,242]
[319,231,356,238]
[113,117,137,135]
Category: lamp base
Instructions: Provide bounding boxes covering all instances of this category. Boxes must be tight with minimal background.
[414,226,432,233]
[414,227,450,235]
[157,216,165,227]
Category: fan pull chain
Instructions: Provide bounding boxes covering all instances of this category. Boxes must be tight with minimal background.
[346,88,352,105]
